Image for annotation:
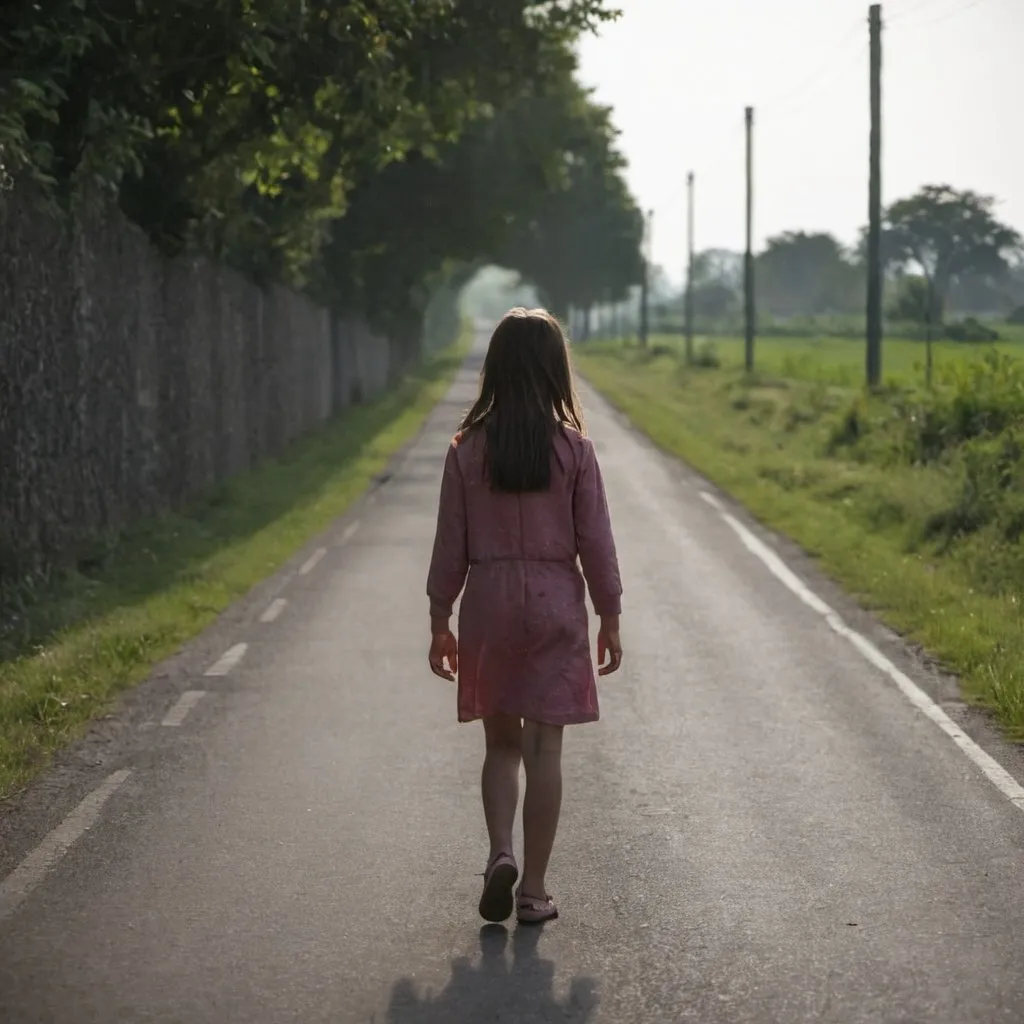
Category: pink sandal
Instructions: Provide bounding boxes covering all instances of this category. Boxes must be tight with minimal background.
[478,852,519,923]
[516,888,559,925]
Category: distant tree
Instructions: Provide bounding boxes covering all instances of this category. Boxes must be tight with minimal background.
[687,248,741,322]
[882,185,1023,327]
[888,275,931,323]
[692,249,743,291]
[693,281,738,320]
[947,271,1010,315]
[756,231,861,317]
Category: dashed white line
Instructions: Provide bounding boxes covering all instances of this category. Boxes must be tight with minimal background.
[0,770,132,921]
[715,508,1024,815]
[340,521,360,544]
[699,490,725,512]
[260,597,287,623]
[161,690,206,727]
[204,642,247,677]
[299,547,327,575]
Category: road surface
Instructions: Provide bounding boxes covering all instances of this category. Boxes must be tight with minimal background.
[2,329,1024,1023]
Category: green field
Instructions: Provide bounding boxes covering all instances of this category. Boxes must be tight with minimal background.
[575,337,1024,739]
[641,328,1024,389]
[0,335,469,802]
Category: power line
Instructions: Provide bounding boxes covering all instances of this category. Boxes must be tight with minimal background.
[756,18,866,116]
[759,40,870,125]
[888,0,991,28]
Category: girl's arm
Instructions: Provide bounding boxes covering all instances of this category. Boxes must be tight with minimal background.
[573,439,622,617]
[426,443,469,629]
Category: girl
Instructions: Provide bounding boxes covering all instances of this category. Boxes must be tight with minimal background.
[425,307,623,926]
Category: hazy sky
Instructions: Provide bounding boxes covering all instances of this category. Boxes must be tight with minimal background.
[576,0,1023,284]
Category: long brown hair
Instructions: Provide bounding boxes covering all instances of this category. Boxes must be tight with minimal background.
[459,308,585,493]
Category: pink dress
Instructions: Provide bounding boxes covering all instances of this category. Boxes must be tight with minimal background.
[426,425,622,725]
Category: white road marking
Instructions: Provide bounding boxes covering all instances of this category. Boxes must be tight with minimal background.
[204,642,247,677]
[299,547,327,575]
[0,770,132,921]
[260,598,287,623]
[340,521,360,544]
[161,690,206,727]
[716,509,1024,815]
[699,490,724,511]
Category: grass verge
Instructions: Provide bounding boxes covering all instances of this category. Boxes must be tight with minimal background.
[0,336,469,801]
[575,339,1024,739]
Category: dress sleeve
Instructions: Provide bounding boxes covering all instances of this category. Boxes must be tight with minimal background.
[426,443,469,619]
[573,439,623,616]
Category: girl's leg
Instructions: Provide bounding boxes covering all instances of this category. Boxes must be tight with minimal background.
[520,719,564,898]
[481,714,523,860]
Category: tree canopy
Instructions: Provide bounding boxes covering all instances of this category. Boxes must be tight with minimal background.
[0,0,642,331]
[756,231,862,317]
[881,185,1023,322]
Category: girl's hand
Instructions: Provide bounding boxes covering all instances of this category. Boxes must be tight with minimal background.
[429,630,459,681]
[597,617,623,676]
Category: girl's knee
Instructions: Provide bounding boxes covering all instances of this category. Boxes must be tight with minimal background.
[521,719,564,758]
[483,713,522,752]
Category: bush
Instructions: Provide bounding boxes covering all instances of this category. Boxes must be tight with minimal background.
[924,430,1024,544]
[886,352,1024,464]
[1007,305,1024,325]
[827,398,867,454]
[692,340,721,368]
[945,317,1001,342]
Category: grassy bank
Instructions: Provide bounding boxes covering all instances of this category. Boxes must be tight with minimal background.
[575,338,1024,739]
[0,336,469,801]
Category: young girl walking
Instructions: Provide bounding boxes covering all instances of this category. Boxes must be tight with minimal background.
[426,307,623,926]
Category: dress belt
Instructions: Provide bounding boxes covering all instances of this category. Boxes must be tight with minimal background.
[469,555,575,566]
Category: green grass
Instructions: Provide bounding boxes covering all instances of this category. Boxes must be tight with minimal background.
[637,330,1024,389]
[0,336,469,801]
[575,340,1024,739]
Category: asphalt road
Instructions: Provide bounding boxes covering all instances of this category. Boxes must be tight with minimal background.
[2,329,1024,1023]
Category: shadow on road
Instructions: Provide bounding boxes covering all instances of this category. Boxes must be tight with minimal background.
[383,924,600,1023]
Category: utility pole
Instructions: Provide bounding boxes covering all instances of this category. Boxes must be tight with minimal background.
[639,209,653,347]
[866,3,884,388]
[685,171,695,365]
[744,107,755,373]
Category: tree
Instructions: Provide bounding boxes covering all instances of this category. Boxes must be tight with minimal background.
[882,185,1023,327]
[688,249,741,324]
[320,44,643,337]
[1,0,624,288]
[887,275,931,324]
[756,231,861,317]
[692,249,743,292]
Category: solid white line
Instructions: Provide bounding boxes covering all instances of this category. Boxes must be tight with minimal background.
[204,642,247,677]
[0,770,132,921]
[699,491,725,512]
[717,511,1024,814]
[340,521,360,544]
[161,690,206,727]
[299,547,327,575]
[260,597,287,623]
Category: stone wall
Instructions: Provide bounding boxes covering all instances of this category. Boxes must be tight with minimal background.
[0,190,401,577]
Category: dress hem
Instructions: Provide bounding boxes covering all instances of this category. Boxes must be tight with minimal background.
[457,710,600,726]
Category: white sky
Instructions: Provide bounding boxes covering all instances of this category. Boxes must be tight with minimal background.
[576,0,1024,284]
